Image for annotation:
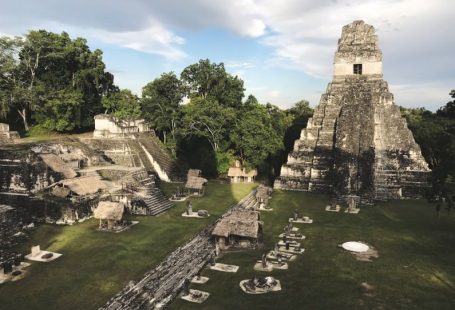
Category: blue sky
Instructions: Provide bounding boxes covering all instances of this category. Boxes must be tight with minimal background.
[1,0,454,110]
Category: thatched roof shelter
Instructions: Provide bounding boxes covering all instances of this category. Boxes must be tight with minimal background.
[60,175,107,196]
[187,169,202,178]
[93,201,124,221]
[185,176,208,190]
[40,153,77,179]
[227,167,257,178]
[212,210,260,239]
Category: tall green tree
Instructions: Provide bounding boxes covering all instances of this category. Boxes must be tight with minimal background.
[35,89,84,131]
[102,89,141,119]
[284,100,313,152]
[180,59,244,108]
[231,102,286,168]
[0,37,22,119]
[437,90,455,118]
[180,97,235,152]
[401,94,455,203]
[0,30,115,132]
[141,72,184,144]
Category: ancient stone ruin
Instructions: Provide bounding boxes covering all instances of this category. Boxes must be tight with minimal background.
[275,20,431,203]
[0,123,19,144]
[101,190,261,309]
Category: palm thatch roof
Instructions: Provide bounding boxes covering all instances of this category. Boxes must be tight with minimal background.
[40,153,77,179]
[93,201,124,221]
[187,169,202,178]
[60,175,107,196]
[227,167,257,178]
[212,210,260,238]
[185,176,208,190]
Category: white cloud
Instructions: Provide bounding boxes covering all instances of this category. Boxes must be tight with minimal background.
[1,0,453,108]
[269,90,281,98]
[225,62,254,69]
[92,20,187,61]
[391,81,455,111]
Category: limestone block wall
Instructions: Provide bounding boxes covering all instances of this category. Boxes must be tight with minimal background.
[93,115,150,138]
[0,148,62,194]
[0,206,22,249]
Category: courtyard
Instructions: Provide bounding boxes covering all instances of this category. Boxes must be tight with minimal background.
[0,182,256,310]
[171,190,455,310]
[1,185,454,309]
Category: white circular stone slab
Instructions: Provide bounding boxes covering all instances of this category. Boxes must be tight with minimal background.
[341,241,369,253]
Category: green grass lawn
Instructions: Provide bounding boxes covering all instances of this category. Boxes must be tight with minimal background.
[0,181,257,310]
[170,190,455,310]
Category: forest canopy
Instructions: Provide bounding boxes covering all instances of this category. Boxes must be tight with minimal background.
[1,30,454,196]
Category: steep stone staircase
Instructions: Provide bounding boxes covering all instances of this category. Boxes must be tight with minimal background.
[133,132,181,182]
[139,175,174,215]
[128,170,174,216]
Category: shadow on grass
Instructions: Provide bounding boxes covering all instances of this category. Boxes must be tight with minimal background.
[0,181,257,310]
[170,190,455,310]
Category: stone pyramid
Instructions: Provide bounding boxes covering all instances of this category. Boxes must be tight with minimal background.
[274,20,430,202]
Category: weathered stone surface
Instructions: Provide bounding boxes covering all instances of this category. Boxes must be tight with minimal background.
[0,205,23,249]
[101,191,259,309]
[0,123,19,144]
[0,146,62,194]
[82,131,182,182]
[275,20,430,202]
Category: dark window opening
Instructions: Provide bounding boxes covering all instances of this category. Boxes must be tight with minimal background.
[353,64,362,75]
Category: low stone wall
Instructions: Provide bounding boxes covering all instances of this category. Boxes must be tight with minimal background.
[0,147,62,194]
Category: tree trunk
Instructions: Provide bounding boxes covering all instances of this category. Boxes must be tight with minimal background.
[18,108,29,131]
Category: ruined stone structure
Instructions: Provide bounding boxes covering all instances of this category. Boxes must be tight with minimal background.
[101,190,259,309]
[228,160,258,183]
[0,205,22,249]
[125,170,175,216]
[0,146,62,195]
[0,123,19,144]
[85,115,181,182]
[275,21,430,202]
[93,114,150,138]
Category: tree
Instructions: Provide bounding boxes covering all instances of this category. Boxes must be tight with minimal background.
[244,94,259,106]
[141,72,184,144]
[180,59,244,108]
[401,95,455,205]
[0,35,38,130]
[35,89,84,131]
[231,102,285,168]
[285,100,314,152]
[102,89,141,119]
[180,97,235,152]
[0,30,115,132]
[437,90,455,118]
[0,36,22,119]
